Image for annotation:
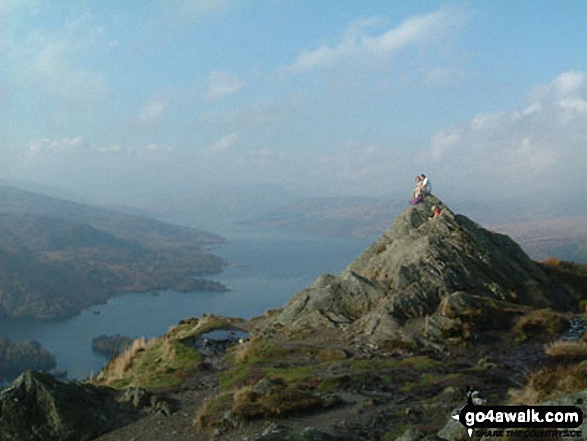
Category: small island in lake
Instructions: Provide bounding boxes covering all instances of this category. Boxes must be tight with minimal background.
[0,337,56,382]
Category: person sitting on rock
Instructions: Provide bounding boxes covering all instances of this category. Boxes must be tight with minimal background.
[410,174,432,204]
[419,174,431,195]
[411,175,423,201]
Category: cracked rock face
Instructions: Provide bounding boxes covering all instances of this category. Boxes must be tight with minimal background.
[265,195,575,344]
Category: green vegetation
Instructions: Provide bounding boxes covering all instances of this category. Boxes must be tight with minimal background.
[197,392,235,429]
[351,355,439,372]
[199,338,346,427]
[0,338,56,381]
[97,337,203,389]
[399,372,462,393]
[94,315,242,389]
[198,336,459,429]
[0,194,228,319]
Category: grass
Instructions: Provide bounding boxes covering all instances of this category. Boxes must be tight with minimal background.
[93,337,202,389]
[231,384,328,419]
[512,309,569,341]
[399,372,462,393]
[264,365,319,383]
[199,336,452,430]
[351,355,439,372]
[382,425,409,441]
[544,340,587,359]
[91,314,245,390]
[199,338,389,427]
[196,392,235,429]
[509,363,587,404]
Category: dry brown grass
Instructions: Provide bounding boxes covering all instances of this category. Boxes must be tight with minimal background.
[542,257,563,267]
[197,381,338,429]
[544,340,587,359]
[93,337,151,385]
[231,384,326,419]
[509,363,587,404]
[316,348,349,363]
[512,309,569,341]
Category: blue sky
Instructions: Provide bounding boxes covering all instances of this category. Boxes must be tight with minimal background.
[1,0,586,209]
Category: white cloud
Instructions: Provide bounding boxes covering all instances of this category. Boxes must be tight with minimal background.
[205,71,246,100]
[428,70,587,197]
[430,131,460,159]
[26,136,84,157]
[34,41,108,100]
[131,143,174,159]
[8,12,113,101]
[146,143,161,151]
[93,144,122,153]
[140,101,166,122]
[203,134,239,154]
[286,5,467,73]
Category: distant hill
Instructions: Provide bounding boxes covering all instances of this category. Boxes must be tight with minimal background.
[0,187,228,319]
[0,186,224,248]
[246,194,587,262]
[491,217,587,263]
[242,195,405,238]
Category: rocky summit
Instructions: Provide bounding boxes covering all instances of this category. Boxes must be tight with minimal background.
[268,195,580,346]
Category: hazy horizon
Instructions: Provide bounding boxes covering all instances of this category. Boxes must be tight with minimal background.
[2,1,586,216]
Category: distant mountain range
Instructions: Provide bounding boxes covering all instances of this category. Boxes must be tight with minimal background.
[241,195,406,238]
[245,194,587,262]
[0,186,227,320]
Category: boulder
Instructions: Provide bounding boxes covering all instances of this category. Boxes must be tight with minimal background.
[0,371,140,441]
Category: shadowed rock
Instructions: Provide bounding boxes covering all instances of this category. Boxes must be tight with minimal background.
[0,371,142,441]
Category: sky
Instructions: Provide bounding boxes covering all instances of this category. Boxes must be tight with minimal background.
[1,0,586,212]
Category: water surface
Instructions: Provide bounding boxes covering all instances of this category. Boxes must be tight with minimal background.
[0,230,372,379]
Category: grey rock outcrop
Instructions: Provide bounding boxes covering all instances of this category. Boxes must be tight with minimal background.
[0,371,141,441]
[267,195,576,344]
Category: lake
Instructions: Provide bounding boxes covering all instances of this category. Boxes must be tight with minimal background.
[0,228,372,380]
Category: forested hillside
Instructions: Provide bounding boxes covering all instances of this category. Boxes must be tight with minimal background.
[0,187,227,319]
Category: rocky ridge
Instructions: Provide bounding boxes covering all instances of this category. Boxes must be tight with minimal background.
[268,195,579,347]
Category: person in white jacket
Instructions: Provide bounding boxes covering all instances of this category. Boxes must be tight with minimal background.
[420,174,431,195]
[411,174,431,201]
